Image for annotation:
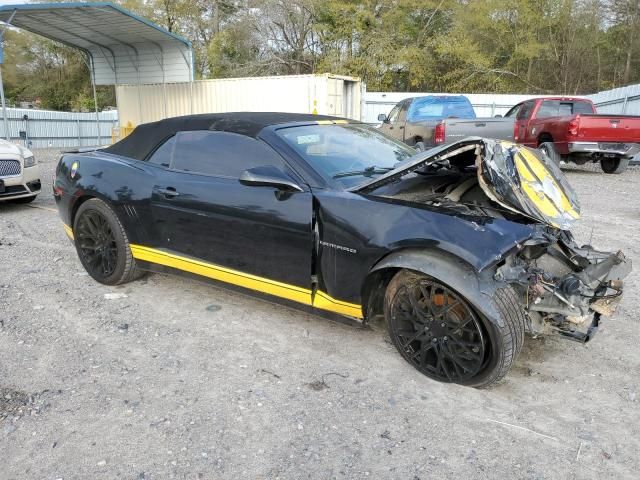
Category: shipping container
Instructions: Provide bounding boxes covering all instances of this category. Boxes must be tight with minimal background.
[115,74,362,129]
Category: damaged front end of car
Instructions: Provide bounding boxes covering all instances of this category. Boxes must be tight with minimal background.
[357,138,632,342]
[495,229,629,342]
[480,139,631,342]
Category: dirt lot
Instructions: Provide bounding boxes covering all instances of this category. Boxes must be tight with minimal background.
[1,150,639,480]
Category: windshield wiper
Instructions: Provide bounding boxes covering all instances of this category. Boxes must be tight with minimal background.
[332,165,394,179]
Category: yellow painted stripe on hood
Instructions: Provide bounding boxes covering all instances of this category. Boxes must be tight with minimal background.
[514,157,561,218]
[129,244,363,318]
[63,223,74,240]
[517,149,579,218]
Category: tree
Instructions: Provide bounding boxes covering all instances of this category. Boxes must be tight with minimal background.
[2,0,640,111]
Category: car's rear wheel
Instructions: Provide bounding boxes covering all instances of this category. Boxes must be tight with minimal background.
[601,157,629,174]
[73,198,142,285]
[384,270,524,388]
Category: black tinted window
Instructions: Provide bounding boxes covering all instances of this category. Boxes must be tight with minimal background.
[537,100,559,118]
[517,101,535,120]
[569,101,594,114]
[504,104,521,118]
[535,100,593,118]
[172,131,285,177]
[148,135,176,168]
[387,104,401,123]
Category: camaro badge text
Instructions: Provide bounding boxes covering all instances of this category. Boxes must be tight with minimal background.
[320,241,357,254]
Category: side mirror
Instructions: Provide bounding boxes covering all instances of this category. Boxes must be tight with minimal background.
[377,113,388,122]
[494,114,503,118]
[239,165,303,192]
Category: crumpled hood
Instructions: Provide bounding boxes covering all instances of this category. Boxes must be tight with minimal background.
[478,140,580,230]
[354,137,580,230]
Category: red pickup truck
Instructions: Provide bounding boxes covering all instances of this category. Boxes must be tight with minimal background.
[507,97,640,173]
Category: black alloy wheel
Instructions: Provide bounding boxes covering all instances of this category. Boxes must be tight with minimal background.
[385,269,525,387]
[76,209,118,278]
[73,198,142,285]
[388,278,487,383]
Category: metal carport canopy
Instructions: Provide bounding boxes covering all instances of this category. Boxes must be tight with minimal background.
[0,2,194,85]
[0,2,194,144]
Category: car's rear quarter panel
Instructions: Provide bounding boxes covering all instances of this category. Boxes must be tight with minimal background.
[54,151,157,245]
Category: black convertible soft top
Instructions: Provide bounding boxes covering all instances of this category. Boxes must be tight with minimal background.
[104,112,344,161]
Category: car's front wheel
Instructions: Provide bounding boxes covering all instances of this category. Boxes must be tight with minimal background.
[73,198,143,285]
[384,270,525,388]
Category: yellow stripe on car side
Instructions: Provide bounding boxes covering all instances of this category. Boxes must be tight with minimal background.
[314,290,363,318]
[129,244,363,319]
[63,223,74,240]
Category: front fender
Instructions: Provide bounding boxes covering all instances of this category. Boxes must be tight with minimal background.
[370,248,507,327]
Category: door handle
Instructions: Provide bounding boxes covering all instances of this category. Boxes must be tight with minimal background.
[157,187,180,198]
[475,122,486,127]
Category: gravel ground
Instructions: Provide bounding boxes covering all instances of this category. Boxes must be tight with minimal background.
[1,149,639,480]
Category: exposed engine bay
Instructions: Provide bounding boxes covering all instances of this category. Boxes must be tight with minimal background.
[361,139,632,342]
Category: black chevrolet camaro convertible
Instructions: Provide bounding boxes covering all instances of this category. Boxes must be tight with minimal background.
[54,112,630,387]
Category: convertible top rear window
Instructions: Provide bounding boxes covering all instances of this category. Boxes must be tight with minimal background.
[148,136,176,168]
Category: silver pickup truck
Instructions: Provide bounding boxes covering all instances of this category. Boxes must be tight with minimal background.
[378,95,515,150]
[430,116,515,146]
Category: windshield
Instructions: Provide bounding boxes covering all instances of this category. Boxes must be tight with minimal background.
[276,123,417,188]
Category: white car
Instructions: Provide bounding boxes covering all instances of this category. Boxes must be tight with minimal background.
[0,139,40,203]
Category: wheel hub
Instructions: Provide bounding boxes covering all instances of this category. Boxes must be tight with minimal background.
[389,279,488,383]
[75,209,118,278]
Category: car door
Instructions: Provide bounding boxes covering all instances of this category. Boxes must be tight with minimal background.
[514,100,536,145]
[147,130,314,291]
[378,102,405,140]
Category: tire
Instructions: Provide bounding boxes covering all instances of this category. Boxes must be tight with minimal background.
[538,142,561,166]
[9,195,37,204]
[73,198,143,285]
[601,157,629,174]
[384,269,525,388]
[414,141,426,152]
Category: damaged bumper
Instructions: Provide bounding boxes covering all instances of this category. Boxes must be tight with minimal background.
[496,232,631,343]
